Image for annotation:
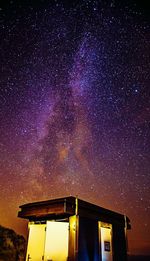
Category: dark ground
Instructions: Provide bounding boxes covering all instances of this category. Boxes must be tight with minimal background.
[128,256,150,261]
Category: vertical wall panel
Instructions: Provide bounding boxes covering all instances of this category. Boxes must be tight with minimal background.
[78,217,99,261]
[44,221,69,261]
[112,224,127,261]
[100,227,112,261]
[68,215,79,261]
[26,223,46,261]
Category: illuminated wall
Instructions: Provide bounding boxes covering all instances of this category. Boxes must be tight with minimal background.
[25,218,126,261]
[68,215,79,261]
[26,221,69,261]
[44,221,69,261]
[26,223,46,261]
[99,222,113,261]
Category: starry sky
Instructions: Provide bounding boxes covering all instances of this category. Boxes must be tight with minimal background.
[0,0,150,256]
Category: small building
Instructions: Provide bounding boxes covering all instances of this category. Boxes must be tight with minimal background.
[18,196,131,261]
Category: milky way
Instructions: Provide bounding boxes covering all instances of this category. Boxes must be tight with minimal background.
[0,0,150,255]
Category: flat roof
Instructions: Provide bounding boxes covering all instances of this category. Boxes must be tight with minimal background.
[18,196,131,229]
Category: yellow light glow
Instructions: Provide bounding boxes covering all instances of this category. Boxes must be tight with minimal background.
[99,222,113,261]
[26,223,46,261]
[26,221,69,261]
[69,215,76,231]
[44,221,69,261]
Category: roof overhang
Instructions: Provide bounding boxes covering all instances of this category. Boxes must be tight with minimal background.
[18,196,131,229]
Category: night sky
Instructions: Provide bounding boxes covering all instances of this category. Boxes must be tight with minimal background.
[0,0,150,256]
